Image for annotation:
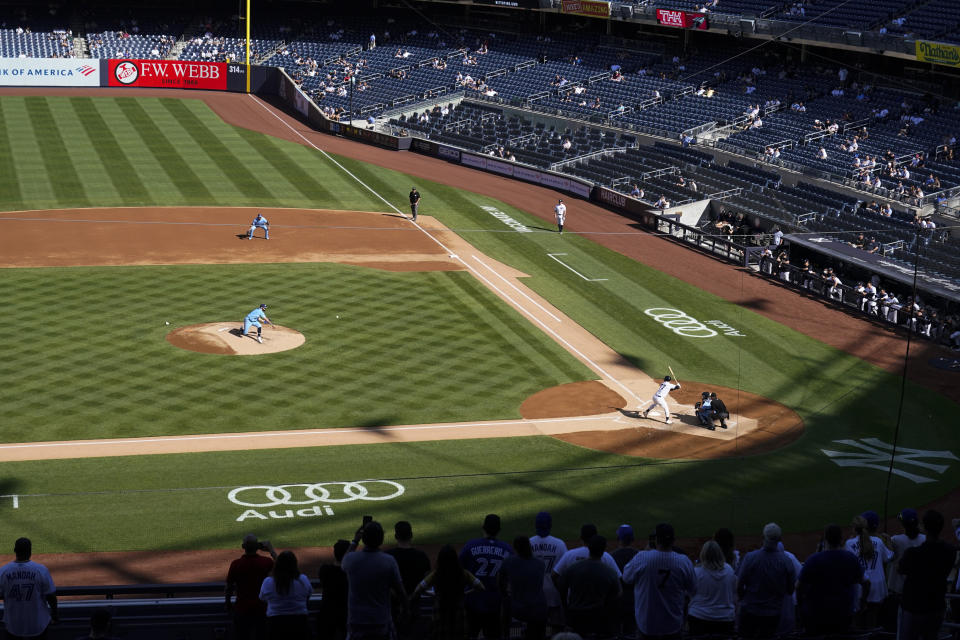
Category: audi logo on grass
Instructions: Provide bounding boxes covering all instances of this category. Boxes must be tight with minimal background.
[644,308,745,338]
[229,480,405,522]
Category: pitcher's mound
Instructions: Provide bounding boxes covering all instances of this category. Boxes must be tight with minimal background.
[166,322,305,355]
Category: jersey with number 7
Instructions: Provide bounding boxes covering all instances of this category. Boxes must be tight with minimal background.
[622,548,696,636]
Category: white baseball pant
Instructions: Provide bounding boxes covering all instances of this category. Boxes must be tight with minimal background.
[643,396,671,420]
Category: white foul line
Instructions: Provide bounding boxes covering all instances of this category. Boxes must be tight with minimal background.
[470,255,561,323]
[547,253,608,282]
[0,415,615,451]
[246,96,638,402]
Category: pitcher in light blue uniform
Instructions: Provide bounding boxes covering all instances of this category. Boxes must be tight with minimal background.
[242,304,271,343]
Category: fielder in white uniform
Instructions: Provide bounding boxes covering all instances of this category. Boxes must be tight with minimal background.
[642,375,681,424]
[554,199,566,234]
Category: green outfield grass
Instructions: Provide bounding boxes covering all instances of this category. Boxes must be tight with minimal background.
[1,94,959,552]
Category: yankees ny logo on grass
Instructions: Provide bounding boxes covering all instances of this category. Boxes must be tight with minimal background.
[644,308,745,338]
[821,438,958,484]
[229,480,406,522]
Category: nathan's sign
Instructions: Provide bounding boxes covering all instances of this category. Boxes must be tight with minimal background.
[656,9,709,29]
[915,40,960,68]
[560,0,611,18]
[108,59,229,89]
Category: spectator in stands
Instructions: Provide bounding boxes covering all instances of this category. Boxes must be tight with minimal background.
[529,512,566,633]
[817,146,828,160]
[610,525,638,637]
[259,550,312,639]
[655,195,669,210]
[630,184,642,199]
[736,523,796,638]
[846,512,894,629]
[317,540,350,640]
[461,515,512,640]
[849,233,866,250]
[622,523,696,638]
[0,538,58,639]
[798,524,865,634]
[226,534,277,640]
[898,510,956,640]
[78,607,119,640]
[499,536,547,640]
[715,528,739,570]
[387,521,431,639]
[553,524,621,581]
[688,540,737,634]
[343,521,405,640]
[412,545,483,639]
[887,509,925,622]
[557,536,620,638]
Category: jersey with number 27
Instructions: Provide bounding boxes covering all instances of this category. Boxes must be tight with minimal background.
[459,536,513,611]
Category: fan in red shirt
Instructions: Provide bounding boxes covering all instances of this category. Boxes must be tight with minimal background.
[226,534,278,640]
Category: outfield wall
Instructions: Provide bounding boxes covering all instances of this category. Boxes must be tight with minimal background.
[0,58,276,93]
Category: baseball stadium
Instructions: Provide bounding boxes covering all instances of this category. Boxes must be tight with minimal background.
[0,0,959,636]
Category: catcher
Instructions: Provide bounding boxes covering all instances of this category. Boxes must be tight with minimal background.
[247,213,270,240]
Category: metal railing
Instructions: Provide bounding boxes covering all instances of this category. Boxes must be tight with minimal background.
[549,146,629,171]
[707,187,743,199]
[642,166,680,180]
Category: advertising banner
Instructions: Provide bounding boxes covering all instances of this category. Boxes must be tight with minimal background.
[0,59,99,87]
[107,59,232,90]
[560,0,611,18]
[473,0,541,6]
[915,40,960,67]
[461,152,592,198]
[656,9,709,29]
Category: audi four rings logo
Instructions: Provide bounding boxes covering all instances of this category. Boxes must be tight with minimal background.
[228,480,405,507]
[644,308,718,338]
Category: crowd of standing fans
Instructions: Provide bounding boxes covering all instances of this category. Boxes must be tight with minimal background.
[0,509,958,639]
[213,507,960,640]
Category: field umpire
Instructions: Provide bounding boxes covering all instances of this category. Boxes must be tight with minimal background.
[409,187,421,222]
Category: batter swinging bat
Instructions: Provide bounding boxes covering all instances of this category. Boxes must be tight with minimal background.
[668,365,678,383]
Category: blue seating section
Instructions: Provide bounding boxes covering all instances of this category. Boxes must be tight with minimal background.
[0,29,74,58]
[86,32,175,59]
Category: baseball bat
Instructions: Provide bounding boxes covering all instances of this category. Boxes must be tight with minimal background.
[668,365,678,383]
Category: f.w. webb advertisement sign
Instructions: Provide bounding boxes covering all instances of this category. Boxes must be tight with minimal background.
[108,59,228,90]
[0,59,100,86]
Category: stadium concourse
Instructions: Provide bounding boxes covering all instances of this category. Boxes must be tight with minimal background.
[2,1,960,638]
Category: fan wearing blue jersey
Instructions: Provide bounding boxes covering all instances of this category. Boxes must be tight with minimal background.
[459,514,513,640]
[242,304,272,344]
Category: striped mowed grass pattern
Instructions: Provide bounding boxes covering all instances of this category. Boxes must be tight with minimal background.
[0,96,384,211]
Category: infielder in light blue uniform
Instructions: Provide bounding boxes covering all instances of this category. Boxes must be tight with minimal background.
[242,304,271,343]
[247,213,269,240]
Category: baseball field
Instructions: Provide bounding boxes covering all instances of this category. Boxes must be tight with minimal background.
[1,90,958,579]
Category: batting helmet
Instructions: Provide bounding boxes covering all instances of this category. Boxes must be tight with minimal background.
[664,375,672,381]
[259,304,268,309]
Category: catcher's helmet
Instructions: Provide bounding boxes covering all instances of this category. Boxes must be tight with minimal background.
[702,391,710,398]
[664,375,672,381]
